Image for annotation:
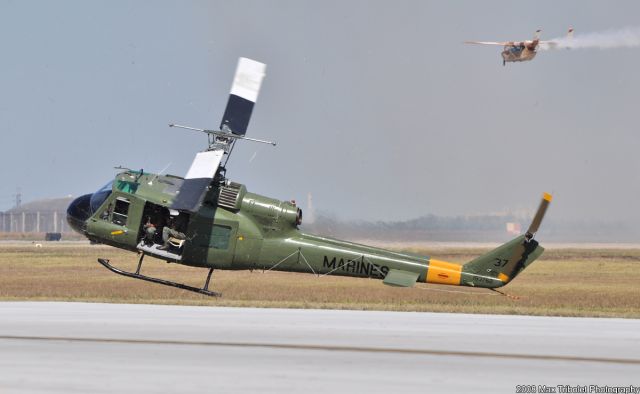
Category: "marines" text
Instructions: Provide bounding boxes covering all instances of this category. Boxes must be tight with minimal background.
[323,256,389,279]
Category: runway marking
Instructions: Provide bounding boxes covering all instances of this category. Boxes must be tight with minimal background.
[1,335,639,365]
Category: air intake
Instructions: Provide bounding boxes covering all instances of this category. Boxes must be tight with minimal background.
[218,182,243,210]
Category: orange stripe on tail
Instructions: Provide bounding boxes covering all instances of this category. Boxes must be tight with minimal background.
[426,259,462,285]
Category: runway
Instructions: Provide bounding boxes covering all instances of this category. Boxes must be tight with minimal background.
[1,303,639,393]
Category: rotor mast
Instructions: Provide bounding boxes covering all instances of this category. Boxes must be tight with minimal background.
[169,57,271,213]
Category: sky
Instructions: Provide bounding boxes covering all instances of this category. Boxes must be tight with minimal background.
[1,1,640,230]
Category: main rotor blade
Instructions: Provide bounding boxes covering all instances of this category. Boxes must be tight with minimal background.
[171,150,224,212]
[220,57,266,136]
[527,192,552,236]
[464,41,510,46]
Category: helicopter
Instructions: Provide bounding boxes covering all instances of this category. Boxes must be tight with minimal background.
[466,28,574,65]
[67,57,552,297]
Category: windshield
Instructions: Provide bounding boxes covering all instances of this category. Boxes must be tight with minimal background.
[90,181,113,214]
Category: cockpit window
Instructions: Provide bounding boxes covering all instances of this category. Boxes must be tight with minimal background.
[112,197,130,226]
[116,179,138,194]
[90,181,113,214]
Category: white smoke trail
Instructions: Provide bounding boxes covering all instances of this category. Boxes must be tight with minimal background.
[540,26,640,51]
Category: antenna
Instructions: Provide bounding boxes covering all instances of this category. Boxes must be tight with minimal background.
[14,188,22,208]
[147,162,172,185]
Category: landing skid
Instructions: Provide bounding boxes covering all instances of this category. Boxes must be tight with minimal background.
[97,254,221,297]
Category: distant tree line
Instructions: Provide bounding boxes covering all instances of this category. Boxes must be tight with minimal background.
[302,213,640,243]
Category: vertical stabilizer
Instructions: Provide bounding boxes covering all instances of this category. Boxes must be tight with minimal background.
[462,193,551,287]
[534,29,542,40]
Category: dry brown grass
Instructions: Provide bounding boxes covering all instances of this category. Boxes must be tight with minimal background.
[0,232,85,241]
[1,243,639,318]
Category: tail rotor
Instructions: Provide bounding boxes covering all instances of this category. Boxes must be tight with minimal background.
[501,193,552,281]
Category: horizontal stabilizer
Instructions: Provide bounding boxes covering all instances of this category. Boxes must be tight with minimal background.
[171,150,224,212]
[383,269,419,287]
[220,57,266,136]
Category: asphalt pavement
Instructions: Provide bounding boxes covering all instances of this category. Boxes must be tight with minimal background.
[1,302,638,393]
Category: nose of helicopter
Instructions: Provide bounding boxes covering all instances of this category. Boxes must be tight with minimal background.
[66,194,93,234]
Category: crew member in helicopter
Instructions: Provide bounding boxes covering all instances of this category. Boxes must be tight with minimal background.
[142,217,158,246]
[157,217,186,251]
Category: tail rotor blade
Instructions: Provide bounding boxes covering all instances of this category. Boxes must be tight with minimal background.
[500,192,552,280]
[527,192,552,237]
[501,242,526,282]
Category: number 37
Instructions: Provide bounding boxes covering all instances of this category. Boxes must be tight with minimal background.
[493,258,509,267]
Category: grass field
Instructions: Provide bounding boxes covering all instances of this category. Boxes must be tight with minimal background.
[1,242,639,318]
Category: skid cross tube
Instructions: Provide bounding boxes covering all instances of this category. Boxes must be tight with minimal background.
[97,257,221,297]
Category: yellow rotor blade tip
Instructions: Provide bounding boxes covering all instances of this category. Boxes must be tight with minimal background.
[543,192,553,202]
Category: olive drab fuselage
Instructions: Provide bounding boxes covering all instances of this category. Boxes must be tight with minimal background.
[73,170,546,291]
